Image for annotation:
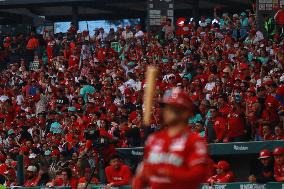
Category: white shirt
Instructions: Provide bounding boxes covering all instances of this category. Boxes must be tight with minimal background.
[96,32,108,41]
[124,79,138,90]
[135,30,144,38]
[253,31,264,44]
[204,82,216,91]
[16,95,24,105]
[199,21,207,27]
[122,31,134,40]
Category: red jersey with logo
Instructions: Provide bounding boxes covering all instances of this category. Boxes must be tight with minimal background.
[143,128,208,189]
[68,54,80,68]
[227,112,245,138]
[219,104,231,118]
[105,164,132,186]
[274,163,284,182]
[275,135,284,140]
[207,172,235,183]
[213,117,227,142]
[24,177,40,187]
[47,40,56,63]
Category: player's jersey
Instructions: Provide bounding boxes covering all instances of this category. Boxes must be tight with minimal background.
[143,127,208,189]
[274,163,284,181]
[207,172,235,183]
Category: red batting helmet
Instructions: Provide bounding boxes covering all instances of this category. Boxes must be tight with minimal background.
[259,149,271,159]
[160,88,194,111]
[273,147,284,156]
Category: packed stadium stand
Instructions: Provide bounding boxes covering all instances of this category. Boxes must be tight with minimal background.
[0,0,284,188]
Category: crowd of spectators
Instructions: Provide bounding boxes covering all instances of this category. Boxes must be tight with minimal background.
[0,6,283,188]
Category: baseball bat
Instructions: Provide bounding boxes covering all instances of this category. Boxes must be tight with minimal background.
[143,66,158,126]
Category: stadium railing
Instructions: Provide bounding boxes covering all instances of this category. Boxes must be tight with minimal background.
[4,183,284,189]
[116,141,284,157]
[115,141,284,181]
[91,182,284,189]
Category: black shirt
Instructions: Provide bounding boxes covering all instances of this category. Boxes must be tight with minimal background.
[125,126,141,147]
[56,97,69,106]
[250,159,275,183]
[206,120,216,143]
[123,103,136,114]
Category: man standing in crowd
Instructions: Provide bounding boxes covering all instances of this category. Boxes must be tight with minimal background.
[206,106,227,143]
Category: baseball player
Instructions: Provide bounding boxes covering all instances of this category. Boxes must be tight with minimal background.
[207,160,235,184]
[132,88,208,189]
[273,147,284,182]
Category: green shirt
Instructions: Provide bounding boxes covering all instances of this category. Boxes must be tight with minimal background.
[80,85,96,102]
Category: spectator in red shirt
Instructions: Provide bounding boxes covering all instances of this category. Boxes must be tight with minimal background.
[227,103,246,142]
[24,165,40,187]
[26,32,40,64]
[77,167,99,189]
[273,147,284,182]
[208,160,235,184]
[26,33,39,50]
[206,106,227,143]
[56,167,78,189]
[275,125,284,140]
[105,154,132,189]
[68,51,80,69]
[217,95,231,118]
[5,168,16,187]
[262,124,275,141]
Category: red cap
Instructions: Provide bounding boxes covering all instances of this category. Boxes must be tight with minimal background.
[176,17,186,27]
[259,149,271,159]
[51,149,60,157]
[0,114,5,119]
[20,146,29,153]
[273,147,284,155]
[214,160,230,171]
[240,63,249,70]
[0,164,7,175]
[264,80,274,86]
[247,87,256,93]
[191,94,199,102]
[109,105,118,113]
[160,88,195,112]
[129,111,138,122]
[5,37,11,42]
[124,88,131,95]
[10,161,17,168]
